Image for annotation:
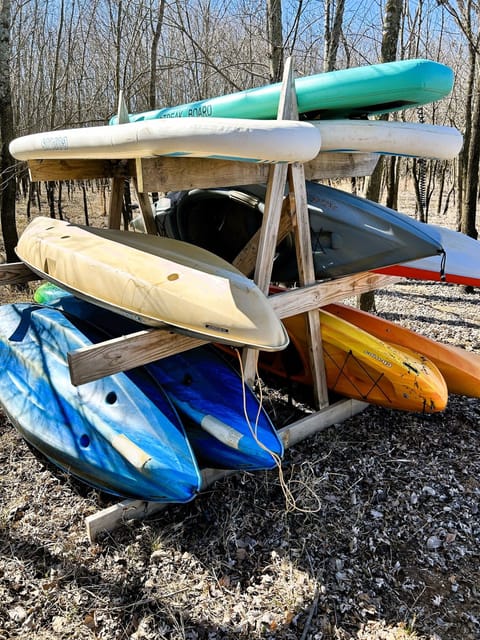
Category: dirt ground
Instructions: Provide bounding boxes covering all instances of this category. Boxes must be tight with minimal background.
[0,185,479,639]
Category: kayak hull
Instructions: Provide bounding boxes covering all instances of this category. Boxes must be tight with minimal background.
[0,303,201,501]
[116,59,454,122]
[324,302,480,398]
[9,117,321,164]
[245,288,448,413]
[374,225,480,287]
[16,217,289,351]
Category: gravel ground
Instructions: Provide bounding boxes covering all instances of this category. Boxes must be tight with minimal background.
[0,277,478,640]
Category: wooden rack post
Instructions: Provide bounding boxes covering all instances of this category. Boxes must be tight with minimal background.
[239,58,328,408]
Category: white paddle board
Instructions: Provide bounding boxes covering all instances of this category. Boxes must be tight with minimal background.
[16,217,289,351]
[9,118,321,164]
[10,118,461,164]
[313,120,463,160]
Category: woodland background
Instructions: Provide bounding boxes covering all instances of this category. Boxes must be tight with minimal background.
[0,0,479,263]
[0,3,480,639]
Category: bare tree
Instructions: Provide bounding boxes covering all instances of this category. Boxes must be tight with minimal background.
[0,0,18,262]
[1,0,469,251]
[360,0,403,312]
[148,0,166,109]
[323,0,345,72]
[267,0,283,81]
[439,0,479,240]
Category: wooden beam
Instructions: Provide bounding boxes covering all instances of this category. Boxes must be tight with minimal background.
[232,198,291,276]
[288,161,329,409]
[27,159,131,182]
[252,163,289,292]
[66,272,399,387]
[241,58,295,384]
[278,398,368,448]
[0,261,41,285]
[304,152,378,179]
[136,156,271,193]
[134,152,378,194]
[269,272,401,319]
[68,328,206,386]
[108,176,125,229]
[25,152,377,187]
[85,398,367,543]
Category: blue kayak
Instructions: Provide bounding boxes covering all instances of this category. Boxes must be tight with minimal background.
[34,284,284,471]
[0,303,201,501]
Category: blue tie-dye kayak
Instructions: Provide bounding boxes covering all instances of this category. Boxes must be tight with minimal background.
[0,302,202,502]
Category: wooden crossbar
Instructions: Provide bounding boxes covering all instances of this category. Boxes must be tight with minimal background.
[67,330,206,386]
[0,266,399,389]
[27,154,378,186]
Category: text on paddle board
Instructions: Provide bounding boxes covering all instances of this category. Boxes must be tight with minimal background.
[159,105,213,118]
[41,135,69,150]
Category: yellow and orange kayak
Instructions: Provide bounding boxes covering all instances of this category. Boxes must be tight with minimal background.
[258,308,448,413]
[324,303,480,398]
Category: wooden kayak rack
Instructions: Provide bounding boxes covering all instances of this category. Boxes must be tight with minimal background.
[2,59,400,542]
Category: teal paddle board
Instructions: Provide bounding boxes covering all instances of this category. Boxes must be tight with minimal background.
[111,59,454,124]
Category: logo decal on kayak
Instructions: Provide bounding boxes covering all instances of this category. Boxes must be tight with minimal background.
[364,350,392,368]
[205,324,229,333]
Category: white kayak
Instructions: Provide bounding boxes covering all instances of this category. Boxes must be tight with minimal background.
[16,217,289,351]
[9,117,321,164]
[375,224,480,287]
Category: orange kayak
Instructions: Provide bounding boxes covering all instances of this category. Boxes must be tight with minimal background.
[258,308,447,413]
[324,302,480,398]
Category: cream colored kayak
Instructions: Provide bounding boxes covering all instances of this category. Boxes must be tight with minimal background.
[9,117,461,165]
[16,217,289,351]
[9,118,321,164]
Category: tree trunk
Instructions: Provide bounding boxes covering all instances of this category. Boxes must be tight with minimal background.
[148,0,166,110]
[0,0,18,263]
[266,0,283,82]
[359,0,403,312]
[148,0,166,206]
[380,0,403,62]
[49,0,64,129]
[440,1,479,239]
[324,0,345,72]
[385,156,399,210]
[456,43,476,230]
[461,84,480,239]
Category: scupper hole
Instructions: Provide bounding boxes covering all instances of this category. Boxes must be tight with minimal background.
[105,391,117,405]
[79,434,90,448]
